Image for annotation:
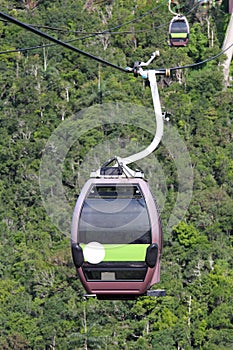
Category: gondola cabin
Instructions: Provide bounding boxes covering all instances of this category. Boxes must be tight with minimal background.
[169,15,190,47]
[71,178,163,299]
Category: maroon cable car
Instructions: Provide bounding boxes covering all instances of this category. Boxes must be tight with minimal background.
[71,64,165,300]
[169,15,190,47]
[71,171,163,299]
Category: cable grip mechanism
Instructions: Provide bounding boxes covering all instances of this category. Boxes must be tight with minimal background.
[131,50,160,77]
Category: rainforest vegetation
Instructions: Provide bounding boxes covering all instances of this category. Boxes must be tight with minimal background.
[0,0,232,349]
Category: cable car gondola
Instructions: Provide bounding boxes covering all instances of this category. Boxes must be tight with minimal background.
[169,15,190,47]
[71,174,162,299]
[71,60,165,300]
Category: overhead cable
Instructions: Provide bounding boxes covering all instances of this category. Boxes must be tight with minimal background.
[0,11,128,73]
[1,1,167,38]
[168,42,233,71]
[0,1,205,56]
[1,11,232,73]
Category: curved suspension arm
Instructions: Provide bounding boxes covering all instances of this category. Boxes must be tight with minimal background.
[168,0,180,16]
[118,70,164,166]
[91,53,167,178]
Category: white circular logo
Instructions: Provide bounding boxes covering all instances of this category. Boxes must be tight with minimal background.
[83,242,106,264]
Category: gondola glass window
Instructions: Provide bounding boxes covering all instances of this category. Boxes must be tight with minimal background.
[171,20,189,33]
[78,184,151,245]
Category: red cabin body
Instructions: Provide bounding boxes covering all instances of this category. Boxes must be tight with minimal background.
[71,178,163,299]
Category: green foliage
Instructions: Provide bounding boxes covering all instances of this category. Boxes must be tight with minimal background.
[172,221,207,247]
[0,1,232,349]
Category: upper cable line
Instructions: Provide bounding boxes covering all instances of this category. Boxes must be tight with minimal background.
[0,11,128,73]
[1,10,233,74]
[168,41,233,71]
[0,1,167,40]
[0,1,207,57]
[0,0,197,42]
[0,25,166,55]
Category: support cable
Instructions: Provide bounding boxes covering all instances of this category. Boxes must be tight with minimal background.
[1,1,167,34]
[1,10,233,73]
[168,41,233,71]
[0,11,128,73]
[0,0,200,55]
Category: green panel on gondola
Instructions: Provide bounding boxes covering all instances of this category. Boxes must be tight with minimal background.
[170,33,188,38]
[80,244,149,261]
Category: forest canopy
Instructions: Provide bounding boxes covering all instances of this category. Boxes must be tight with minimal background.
[0,1,232,349]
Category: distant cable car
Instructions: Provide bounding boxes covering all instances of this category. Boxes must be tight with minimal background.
[71,175,163,300]
[169,15,190,47]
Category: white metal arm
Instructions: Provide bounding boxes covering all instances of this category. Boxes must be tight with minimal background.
[168,0,180,16]
[91,53,165,178]
[117,70,163,167]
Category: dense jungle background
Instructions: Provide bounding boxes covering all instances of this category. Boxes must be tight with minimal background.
[0,0,232,349]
